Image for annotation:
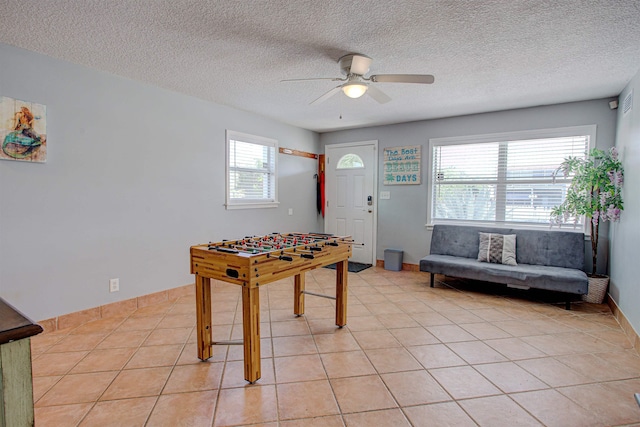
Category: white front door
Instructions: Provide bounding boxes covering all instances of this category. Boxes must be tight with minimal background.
[325,141,377,265]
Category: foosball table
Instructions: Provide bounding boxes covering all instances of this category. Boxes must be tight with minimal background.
[190,232,353,383]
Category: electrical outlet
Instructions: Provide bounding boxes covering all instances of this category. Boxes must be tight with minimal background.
[288,208,293,215]
[109,278,120,293]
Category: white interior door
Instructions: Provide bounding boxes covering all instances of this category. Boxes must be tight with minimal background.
[325,141,377,265]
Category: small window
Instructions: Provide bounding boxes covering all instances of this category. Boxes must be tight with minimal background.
[226,130,278,209]
[336,154,364,169]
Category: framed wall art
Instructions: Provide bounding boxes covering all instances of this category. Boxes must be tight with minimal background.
[1,96,47,163]
[383,145,420,185]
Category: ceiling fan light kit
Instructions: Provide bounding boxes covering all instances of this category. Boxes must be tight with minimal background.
[283,53,435,105]
[342,82,368,98]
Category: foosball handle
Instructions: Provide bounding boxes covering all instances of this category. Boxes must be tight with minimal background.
[300,253,314,259]
[279,255,293,262]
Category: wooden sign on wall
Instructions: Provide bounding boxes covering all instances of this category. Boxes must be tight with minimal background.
[383,145,421,185]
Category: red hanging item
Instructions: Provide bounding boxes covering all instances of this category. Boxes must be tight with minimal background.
[319,155,326,217]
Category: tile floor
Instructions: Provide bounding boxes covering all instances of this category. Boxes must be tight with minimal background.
[30,267,640,426]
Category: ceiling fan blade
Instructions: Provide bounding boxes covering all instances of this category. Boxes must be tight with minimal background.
[370,74,435,84]
[366,85,392,104]
[281,77,344,82]
[310,86,341,105]
[350,55,372,75]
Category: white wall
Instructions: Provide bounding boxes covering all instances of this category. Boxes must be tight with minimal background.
[320,99,618,268]
[0,44,322,320]
[610,68,640,336]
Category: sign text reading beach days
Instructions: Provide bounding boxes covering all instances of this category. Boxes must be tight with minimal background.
[383,145,421,185]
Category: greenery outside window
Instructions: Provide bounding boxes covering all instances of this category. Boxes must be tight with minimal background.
[428,125,596,228]
[336,154,365,169]
[226,130,278,209]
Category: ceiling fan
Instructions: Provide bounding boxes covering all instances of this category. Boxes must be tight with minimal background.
[282,53,435,105]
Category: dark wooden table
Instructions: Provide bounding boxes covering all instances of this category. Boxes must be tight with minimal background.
[0,298,43,345]
[0,297,43,427]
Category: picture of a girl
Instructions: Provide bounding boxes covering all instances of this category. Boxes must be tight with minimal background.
[1,98,47,162]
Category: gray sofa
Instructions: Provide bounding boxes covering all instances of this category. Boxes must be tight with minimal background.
[419,224,588,308]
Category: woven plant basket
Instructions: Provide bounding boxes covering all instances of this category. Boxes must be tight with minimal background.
[582,275,609,304]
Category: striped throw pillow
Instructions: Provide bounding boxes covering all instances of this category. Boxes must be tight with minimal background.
[477,233,517,266]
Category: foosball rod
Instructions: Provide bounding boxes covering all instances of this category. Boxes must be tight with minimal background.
[214,236,264,246]
[266,252,294,261]
[293,248,316,255]
[313,240,364,248]
[327,239,365,245]
[228,242,267,251]
[207,245,262,255]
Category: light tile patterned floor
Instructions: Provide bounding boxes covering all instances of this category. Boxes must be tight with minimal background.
[31,268,640,426]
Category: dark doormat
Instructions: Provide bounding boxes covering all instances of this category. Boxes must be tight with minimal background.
[323,261,372,273]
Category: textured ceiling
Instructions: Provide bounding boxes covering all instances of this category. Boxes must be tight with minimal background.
[1,1,640,132]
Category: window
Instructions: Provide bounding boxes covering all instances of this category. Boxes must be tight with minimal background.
[226,130,278,209]
[336,154,365,169]
[428,125,595,227]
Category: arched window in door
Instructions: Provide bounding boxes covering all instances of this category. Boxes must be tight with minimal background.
[336,153,364,169]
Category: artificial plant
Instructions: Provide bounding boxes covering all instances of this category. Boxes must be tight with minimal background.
[551,147,624,276]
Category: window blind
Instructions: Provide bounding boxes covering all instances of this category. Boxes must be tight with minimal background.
[431,134,590,226]
[226,131,278,208]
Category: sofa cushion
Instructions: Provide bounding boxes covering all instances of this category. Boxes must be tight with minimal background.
[477,233,517,266]
[420,254,588,295]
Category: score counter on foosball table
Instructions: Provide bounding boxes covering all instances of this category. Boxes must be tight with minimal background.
[190,233,354,383]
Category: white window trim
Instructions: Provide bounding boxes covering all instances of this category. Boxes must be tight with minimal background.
[426,125,597,231]
[225,130,279,210]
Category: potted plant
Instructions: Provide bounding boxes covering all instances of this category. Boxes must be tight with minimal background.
[551,147,624,303]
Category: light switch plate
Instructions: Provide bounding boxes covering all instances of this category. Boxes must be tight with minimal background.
[380,191,390,200]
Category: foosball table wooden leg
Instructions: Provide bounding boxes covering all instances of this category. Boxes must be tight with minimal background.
[335,260,348,327]
[294,273,305,316]
[195,274,213,361]
[242,286,261,383]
